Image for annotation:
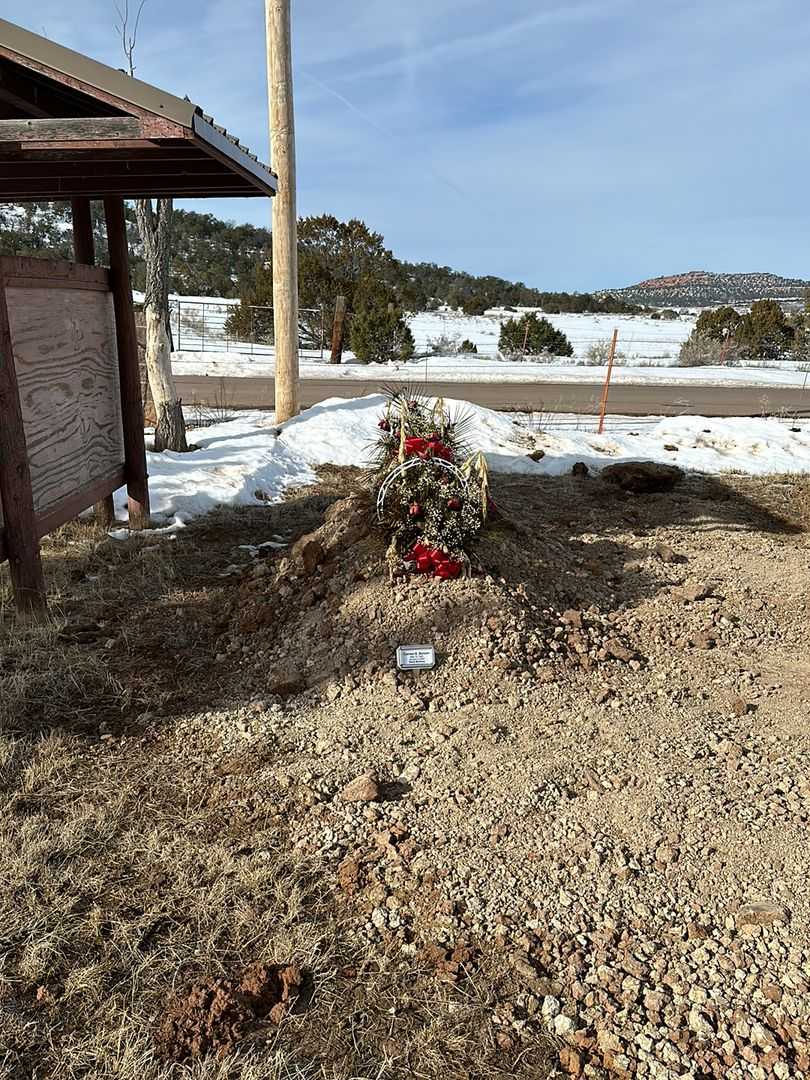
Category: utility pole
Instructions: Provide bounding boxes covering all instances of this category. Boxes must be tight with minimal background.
[266,0,299,422]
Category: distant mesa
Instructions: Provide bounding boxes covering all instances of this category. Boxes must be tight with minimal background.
[604,269,810,307]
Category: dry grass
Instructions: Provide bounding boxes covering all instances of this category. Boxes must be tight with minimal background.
[0,721,546,1078]
[0,495,554,1080]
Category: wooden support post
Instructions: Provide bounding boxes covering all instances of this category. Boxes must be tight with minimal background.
[103,197,150,530]
[0,283,47,615]
[597,329,619,435]
[72,198,116,529]
[266,0,299,421]
[329,294,347,364]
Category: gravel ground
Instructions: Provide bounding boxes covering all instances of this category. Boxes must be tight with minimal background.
[7,467,807,1078]
[177,468,810,1079]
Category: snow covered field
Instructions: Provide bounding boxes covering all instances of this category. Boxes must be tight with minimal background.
[111,395,810,530]
[168,308,809,389]
[172,349,810,388]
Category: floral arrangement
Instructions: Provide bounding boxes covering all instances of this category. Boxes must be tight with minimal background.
[372,390,490,579]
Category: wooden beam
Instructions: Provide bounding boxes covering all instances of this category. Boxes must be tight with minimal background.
[0,277,47,614]
[71,198,117,530]
[103,197,150,531]
[70,197,95,263]
[4,188,257,202]
[2,138,180,153]
[0,178,253,197]
[0,255,108,286]
[0,116,142,142]
[34,469,125,540]
[5,145,204,162]
[0,85,50,118]
[3,159,227,177]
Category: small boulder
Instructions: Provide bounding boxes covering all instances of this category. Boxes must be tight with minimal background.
[340,772,380,803]
[571,461,590,477]
[600,460,684,493]
[655,542,685,564]
[528,449,546,461]
[735,901,788,928]
[291,534,325,573]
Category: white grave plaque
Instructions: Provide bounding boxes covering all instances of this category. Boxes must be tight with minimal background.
[396,644,436,671]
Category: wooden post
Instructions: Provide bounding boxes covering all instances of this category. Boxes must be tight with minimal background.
[0,283,47,615]
[521,321,530,355]
[72,198,116,529]
[103,197,150,530]
[266,0,299,421]
[329,294,347,364]
[597,329,619,435]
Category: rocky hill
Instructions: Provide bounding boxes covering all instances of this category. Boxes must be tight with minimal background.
[606,270,810,308]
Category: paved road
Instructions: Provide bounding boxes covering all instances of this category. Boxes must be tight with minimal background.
[175,375,810,417]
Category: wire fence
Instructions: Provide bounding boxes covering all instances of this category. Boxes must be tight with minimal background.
[166,298,810,377]
[168,298,328,357]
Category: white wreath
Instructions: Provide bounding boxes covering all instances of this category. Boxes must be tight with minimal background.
[376,457,470,522]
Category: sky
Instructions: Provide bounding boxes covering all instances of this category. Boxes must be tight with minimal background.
[5,0,810,290]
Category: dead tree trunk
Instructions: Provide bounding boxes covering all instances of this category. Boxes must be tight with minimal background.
[133,197,188,452]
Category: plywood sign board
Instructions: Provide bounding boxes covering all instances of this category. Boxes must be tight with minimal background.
[0,257,126,554]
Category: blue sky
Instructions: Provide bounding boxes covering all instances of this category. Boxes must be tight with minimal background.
[5,0,810,289]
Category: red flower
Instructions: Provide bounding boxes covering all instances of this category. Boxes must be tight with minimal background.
[403,436,429,458]
[406,542,463,580]
[408,501,423,517]
[426,439,453,461]
[434,555,463,579]
[447,497,462,511]
[403,435,454,462]
[378,417,391,431]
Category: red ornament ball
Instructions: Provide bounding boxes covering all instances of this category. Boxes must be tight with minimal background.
[408,501,423,517]
[447,497,462,510]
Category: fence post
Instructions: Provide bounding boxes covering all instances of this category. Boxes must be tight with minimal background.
[330,295,348,364]
[521,321,530,356]
[177,300,181,352]
[597,329,619,435]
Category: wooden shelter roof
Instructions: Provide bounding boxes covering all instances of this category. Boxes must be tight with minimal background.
[0,17,277,201]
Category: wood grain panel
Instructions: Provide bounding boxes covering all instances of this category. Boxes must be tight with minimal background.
[5,285,125,515]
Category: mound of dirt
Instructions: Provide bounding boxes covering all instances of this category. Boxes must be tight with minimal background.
[156,962,302,1061]
[224,487,644,704]
[600,460,685,494]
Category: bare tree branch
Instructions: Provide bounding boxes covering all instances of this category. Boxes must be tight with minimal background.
[113,0,148,76]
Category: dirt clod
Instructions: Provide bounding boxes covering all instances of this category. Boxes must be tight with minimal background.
[156,962,303,1061]
[600,460,684,493]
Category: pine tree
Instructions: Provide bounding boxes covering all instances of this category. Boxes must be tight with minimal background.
[499,312,574,358]
[350,303,415,364]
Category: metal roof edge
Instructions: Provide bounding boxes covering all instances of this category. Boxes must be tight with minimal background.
[0,16,198,126]
[191,114,277,195]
